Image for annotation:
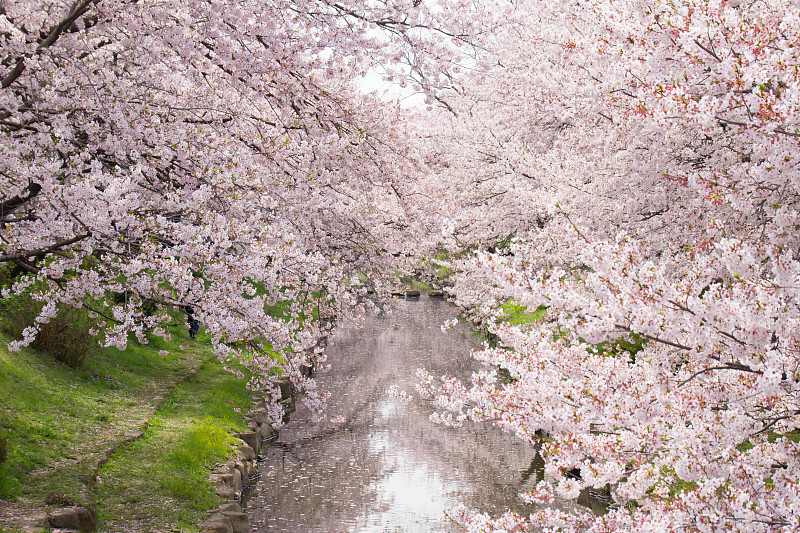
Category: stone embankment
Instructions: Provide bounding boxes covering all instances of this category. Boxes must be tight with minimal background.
[390,288,420,299]
[199,377,293,533]
[391,287,448,300]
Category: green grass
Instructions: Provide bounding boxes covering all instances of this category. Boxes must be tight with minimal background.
[498,302,547,327]
[0,322,252,532]
[410,280,432,291]
[94,358,252,532]
[0,332,195,503]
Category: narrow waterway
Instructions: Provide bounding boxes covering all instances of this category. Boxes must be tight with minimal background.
[248,294,574,532]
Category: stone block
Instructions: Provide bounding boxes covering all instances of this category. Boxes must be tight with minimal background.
[250,408,271,426]
[238,446,256,461]
[211,472,230,484]
[215,485,236,500]
[236,462,249,486]
[275,377,293,400]
[199,517,233,533]
[265,423,277,435]
[221,511,249,533]
[219,502,242,514]
[231,467,243,491]
[260,423,277,441]
[238,432,259,454]
[244,461,256,481]
[48,506,96,532]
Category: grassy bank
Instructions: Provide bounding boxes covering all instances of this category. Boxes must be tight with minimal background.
[0,327,252,532]
[94,356,252,531]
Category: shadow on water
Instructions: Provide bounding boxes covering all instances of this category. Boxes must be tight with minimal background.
[248,294,604,532]
[518,451,612,516]
[520,453,544,485]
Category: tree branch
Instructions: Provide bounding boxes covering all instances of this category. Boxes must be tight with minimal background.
[0,233,91,263]
[0,183,42,220]
[694,38,722,62]
[1,0,101,88]
[677,363,763,388]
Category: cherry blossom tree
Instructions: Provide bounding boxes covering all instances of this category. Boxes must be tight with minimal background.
[0,0,478,421]
[414,0,800,530]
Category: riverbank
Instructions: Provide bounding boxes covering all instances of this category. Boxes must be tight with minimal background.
[0,328,254,533]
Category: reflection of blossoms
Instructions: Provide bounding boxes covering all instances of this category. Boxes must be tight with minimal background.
[429,411,466,427]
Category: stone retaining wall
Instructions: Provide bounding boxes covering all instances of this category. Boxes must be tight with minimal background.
[200,377,293,533]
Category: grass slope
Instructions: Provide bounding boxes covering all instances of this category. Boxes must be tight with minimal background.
[0,328,252,533]
[94,357,252,532]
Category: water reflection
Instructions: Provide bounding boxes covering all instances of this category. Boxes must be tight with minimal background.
[249,295,570,532]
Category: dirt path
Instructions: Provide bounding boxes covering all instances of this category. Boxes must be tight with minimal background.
[0,363,204,533]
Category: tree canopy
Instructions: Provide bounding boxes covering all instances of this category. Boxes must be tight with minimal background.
[0,0,463,419]
[414,0,800,530]
[4,0,800,530]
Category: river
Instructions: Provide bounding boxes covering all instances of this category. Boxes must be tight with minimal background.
[247,294,578,532]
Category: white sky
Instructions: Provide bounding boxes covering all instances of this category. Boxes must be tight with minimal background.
[358,68,427,108]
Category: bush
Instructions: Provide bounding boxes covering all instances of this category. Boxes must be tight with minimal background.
[0,291,96,367]
[0,263,12,317]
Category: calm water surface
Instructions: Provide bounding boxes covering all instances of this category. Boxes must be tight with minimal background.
[248,295,571,532]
